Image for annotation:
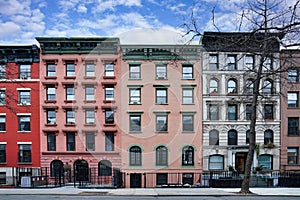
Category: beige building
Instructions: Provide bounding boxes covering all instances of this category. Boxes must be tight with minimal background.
[119,45,202,188]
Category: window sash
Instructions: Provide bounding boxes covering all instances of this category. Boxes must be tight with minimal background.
[182,88,193,104]
[86,133,95,151]
[209,155,224,170]
[288,93,298,107]
[105,110,114,124]
[130,115,141,132]
[105,88,114,100]
[66,133,75,151]
[156,146,168,166]
[288,148,299,164]
[156,89,167,104]
[182,146,194,165]
[66,63,75,76]
[130,147,142,166]
[129,65,141,79]
[228,105,237,120]
[288,69,299,83]
[85,110,95,124]
[18,91,30,104]
[85,87,95,100]
[0,90,5,104]
[19,65,31,78]
[182,115,194,132]
[156,115,168,132]
[105,133,114,151]
[47,110,56,124]
[130,88,141,104]
[105,64,114,76]
[18,144,31,163]
[209,105,219,120]
[47,133,56,151]
[182,65,193,79]
[85,63,95,76]
[18,116,30,131]
[156,65,167,79]
[288,118,299,135]
[47,64,56,76]
[0,65,6,79]
[66,110,75,124]
[209,55,218,70]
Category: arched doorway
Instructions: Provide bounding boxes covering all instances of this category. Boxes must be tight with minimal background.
[74,159,89,182]
[50,160,64,186]
[98,160,112,185]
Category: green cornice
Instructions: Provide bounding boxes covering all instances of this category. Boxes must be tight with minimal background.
[0,45,39,63]
[121,45,201,61]
[36,37,120,55]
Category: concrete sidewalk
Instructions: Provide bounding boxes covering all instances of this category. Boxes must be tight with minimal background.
[0,186,300,196]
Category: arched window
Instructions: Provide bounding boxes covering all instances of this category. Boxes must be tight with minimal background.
[263,79,273,94]
[98,160,112,176]
[264,129,274,145]
[156,145,168,166]
[258,154,273,170]
[209,79,218,93]
[228,129,238,145]
[209,130,219,145]
[245,79,254,94]
[182,146,194,166]
[209,154,224,170]
[129,146,142,166]
[227,79,237,93]
[50,160,64,177]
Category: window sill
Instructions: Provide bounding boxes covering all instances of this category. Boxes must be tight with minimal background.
[103,76,115,79]
[287,134,300,137]
[64,76,76,79]
[64,100,77,103]
[84,124,96,127]
[103,100,115,103]
[181,78,195,81]
[156,103,168,105]
[129,165,142,168]
[156,131,168,134]
[181,165,195,168]
[18,104,31,106]
[44,100,56,103]
[84,76,96,80]
[129,103,141,105]
[18,162,32,164]
[44,76,57,80]
[65,124,76,127]
[17,131,31,133]
[104,123,116,127]
[129,78,142,80]
[129,131,142,134]
[45,124,57,127]
[84,100,96,103]
[182,131,195,133]
[182,103,195,105]
[156,78,168,80]
[0,131,5,133]
[0,162,7,165]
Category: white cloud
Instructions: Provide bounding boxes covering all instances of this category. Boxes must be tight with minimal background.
[92,0,141,13]
[0,0,31,16]
[168,3,187,15]
[77,4,88,13]
[0,21,21,38]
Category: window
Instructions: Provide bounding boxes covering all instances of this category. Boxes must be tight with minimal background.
[105,87,114,101]
[228,129,238,145]
[209,104,219,120]
[85,86,95,101]
[156,64,167,79]
[47,132,56,151]
[66,109,75,125]
[129,114,141,132]
[85,109,95,125]
[129,146,142,166]
[0,116,5,131]
[263,57,272,71]
[66,62,75,76]
[182,146,194,166]
[156,114,168,132]
[19,64,30,79]
[86,132,95,151]
[99,160,112,176]
[227,55,236,70]
[105,63,114,77]
[258,154,272,170]
[0,90,5,104]
[245,55,254,69]
[246,104,252,120]
[246,130,250,144]
[228,104,238,120]
[105,109,114,124]
[182,114,194,132]
[66,86,75,101]
[209,155,224,170]
[156,173,167,185]
[288,147,299,164]
[0,65,6,79]
[245,79,254,94]
[105,133,114,151]
[18,144,31,163]
[227,79,237,93]
[264,129,274,145]
[209,55,218,70]
[47,86,56,101]
[209,130,219,145]
[18,90,30,105]
[182,88,194,104]
[288,68,299,83]
[288,117,299,136]
[156,88,167,104]
[85,63,95,77]
[46,109,56,125]
[288,92,298,108]
[182,64,193,79]
[129,64,141,79]
[156,146,168,166]
[263,79,273,94]
[209,79,218,93]
[66,132,75,151]
[129,88,141,104]
[18,116,30,131]
[264,104,274,119]
[0,144,6,163]
[46,63,56,76]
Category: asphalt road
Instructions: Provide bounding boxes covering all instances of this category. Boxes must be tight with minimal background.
[0,196,299,200]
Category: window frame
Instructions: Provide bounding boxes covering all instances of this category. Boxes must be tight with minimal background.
[209,130,219,146]
[47,132,56,151]
[228,104,238,121]
[156,88,168,104]
[156,114,168,132]
[85,62,95,77]
[182,88,194,104]
[156,146,168,166]
[85,109,95,125]
[129,88,141,104]
[182,146,194,166]
[182,64,193,79]
[288,68,299,83]
[105,87,114,101]
[0,144,6,163]
[209,79,218,94]
[46,63,56,77]
[288,92,298,108]
[105,109,114,124]
[18,90,30,105]
[209,155,224,170]
[105,63,114,77]
[66,132,76,151]
[182,113,194,132]
[66,62,75,77]
[264,104,274,120]
[129,146,142,166]
[209,54,218,70]
[47,86,56,101]
[227,55,237,70]
[66,109,76,125]
[105,133,114,151]
[18,144,31,163]
[19,64,31,79]
[0,64,6,79]
[209,104,219,120]
[0,89,5,105]
[156,64,167,79]
[86,132,95,151]
[129,64,141,79]
[228,129,238,145]
[85,86,95,101]
[46,109,56,125]
[18,115,30,132]
[129,114,141,132]
[227,79,237,94]
[288,117,299,136]
[287,147,299,165]
[0,116,5,132]
[66,86,75,101]
[264,129,274,145]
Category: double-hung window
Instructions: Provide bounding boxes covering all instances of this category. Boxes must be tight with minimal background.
[129,64,141,79]
[288,117,299,136]
[85,109,95,125]
[47,86,56,101]
[182,113,194,132]
[46,109,56,125]
[105,63,114,77]
[209,55,218,70]
[0,144,6,163]
[182,87,194,104]
[66,109,75,125]
[182,64,193,79]
[19,64,31,79]
[227,55,236,70]
[155,113,168,132]
[288,92,298,108]
[156,64,167,79]
[18,90,30,105]
[288,147,299,164]
[129,146,142,166]
[0,116,5,132]
[86,132,95,151]
[264,104,274,119]
[66,132,75,151]
[18,144,31,163]
[18,115,30,131]
[209,104,219,120]
[0,89,5,105]
[66,86,75,101]
[85,86,95,101]
[129,113,141,132]
[105,133,114,151]
[105,109,114,124]
[85,63,95,77]
[156,88,167,104]
[288,69,299,83]
[0,65,6,79]
[129,87,141,104]
[228,104,237,120]
[245,55,254,69]
[46,63,56,77]
[66,62,75,77]
[47,133,56,151]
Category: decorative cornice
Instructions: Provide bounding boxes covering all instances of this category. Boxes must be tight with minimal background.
[0,45,39,63]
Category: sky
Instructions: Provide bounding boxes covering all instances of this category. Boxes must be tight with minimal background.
[0,0,298,45]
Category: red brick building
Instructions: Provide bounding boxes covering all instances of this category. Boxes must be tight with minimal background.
[0,45,40,185]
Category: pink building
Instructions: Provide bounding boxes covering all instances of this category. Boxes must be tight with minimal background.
[120,45,202,188]
[36,37,122,186]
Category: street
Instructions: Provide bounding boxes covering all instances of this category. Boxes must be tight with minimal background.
[0,196,299,200]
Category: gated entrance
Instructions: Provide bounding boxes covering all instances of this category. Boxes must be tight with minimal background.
[130,173,142,188]
[74,159,89,183]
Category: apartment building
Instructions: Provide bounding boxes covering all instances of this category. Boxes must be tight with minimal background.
[201,32,281,173]
[120,45,202,188]
[0,45,40,185]
[36,37,121,184]
[280,49,300,171]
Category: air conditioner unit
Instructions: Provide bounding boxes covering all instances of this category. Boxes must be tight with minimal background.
[20,73,28,79]
[21,101,28,105]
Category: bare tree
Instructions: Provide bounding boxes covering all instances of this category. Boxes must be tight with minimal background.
[183,0,300,194]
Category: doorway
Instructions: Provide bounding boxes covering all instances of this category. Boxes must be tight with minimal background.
[130,173,142,188]
[235,152,247,174]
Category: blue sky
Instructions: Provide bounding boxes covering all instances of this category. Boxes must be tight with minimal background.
[0,0,297,45]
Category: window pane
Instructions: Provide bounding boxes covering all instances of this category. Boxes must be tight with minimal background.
[130,115,141,132]
[288,147,298,164]
[156,115,167,132]
[183,115,193,132]
[209,155,224,170]
[288,92,298,107]
[105,133,114,151]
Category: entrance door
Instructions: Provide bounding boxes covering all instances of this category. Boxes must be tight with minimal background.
[235,152,247,174]
[130,173,142,188]
[74,159,89,182]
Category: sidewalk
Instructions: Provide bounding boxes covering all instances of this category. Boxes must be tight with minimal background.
[1,186,300,196]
